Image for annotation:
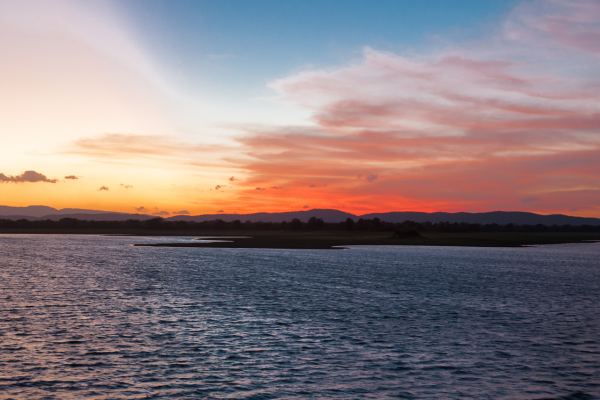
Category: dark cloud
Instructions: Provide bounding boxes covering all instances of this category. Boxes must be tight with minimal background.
[309,184,316,188]
[255,187,266,190]
[152,210,170,216]
[365,174,378,182]
[120,184,133,189]
[134,206,149,213]
[173,210,190,215]
[0,170,58,183]
[521,197,540,203]
[217,210,224,213]
[570,207,578,212]
[229,176,236,182]
[215,185,225,190]
[64,175,79,180]
[303,205,309,209]
[270,186,282,189]
[98,186,109,191]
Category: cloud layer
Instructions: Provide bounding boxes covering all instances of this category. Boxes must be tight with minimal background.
[228,0,600,215]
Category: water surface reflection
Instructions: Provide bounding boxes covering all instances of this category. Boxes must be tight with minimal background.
[1,235,599,398]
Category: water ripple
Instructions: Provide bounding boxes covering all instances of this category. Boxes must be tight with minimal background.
[0,235,599,398]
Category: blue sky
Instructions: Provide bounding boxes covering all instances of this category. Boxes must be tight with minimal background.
[120,0,518,102]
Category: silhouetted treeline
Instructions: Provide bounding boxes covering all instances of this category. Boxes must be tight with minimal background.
[1,217,600,233]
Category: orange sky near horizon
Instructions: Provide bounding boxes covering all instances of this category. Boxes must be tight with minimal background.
[1,0,599,218]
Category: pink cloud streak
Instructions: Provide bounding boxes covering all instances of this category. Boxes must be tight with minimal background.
[226,0,600,216]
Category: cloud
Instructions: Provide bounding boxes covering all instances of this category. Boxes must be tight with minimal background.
[365,174,378,183]
[64,175,79,180]
[173,210,190,215]
[120,184,133,189]
[97,186,109,191]
[521,197,540,203]
[270,186,282,189]
[255,187,266,190]
[65,133,225,167]
[217,210,224,213]
[571,207,579,211]
[224,0,600,216]
[215,185,224,190]
[0,170,58,183]
[229,176,236,182]
[303,205,309,209]
[134,206,149,213]
[152,210,170,216]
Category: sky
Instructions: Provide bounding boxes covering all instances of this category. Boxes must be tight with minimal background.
[1,0,599,217]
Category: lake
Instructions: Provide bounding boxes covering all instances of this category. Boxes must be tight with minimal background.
[1,235,599,399]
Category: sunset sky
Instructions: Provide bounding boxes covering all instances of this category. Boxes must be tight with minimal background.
[1,0,599,217]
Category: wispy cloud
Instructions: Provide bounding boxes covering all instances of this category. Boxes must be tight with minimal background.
[97,186,109,191]
[120,184,133,189]
[173,210,190,215]
[65,133,227,168]
[134,206,149,213]
[64,175,79,180]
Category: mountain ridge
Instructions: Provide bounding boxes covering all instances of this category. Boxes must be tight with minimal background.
[0,205,127,217]
[1,206,599,226]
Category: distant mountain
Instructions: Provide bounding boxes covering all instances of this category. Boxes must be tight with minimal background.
[39,213,156,221]
[1,206,599,226]
[361,211,600,226]
[167,209,356,223]
[0,205,125,217]
[0,213,155,221]
[168,209,600,226]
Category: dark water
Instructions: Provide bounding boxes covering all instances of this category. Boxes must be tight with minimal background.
[1,235,599,399]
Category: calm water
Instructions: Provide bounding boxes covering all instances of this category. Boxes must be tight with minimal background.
[1,235,599,399]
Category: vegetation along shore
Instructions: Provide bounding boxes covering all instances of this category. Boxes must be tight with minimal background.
[1,217,599,249]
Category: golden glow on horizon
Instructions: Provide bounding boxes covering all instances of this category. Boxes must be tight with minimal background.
[1,0,599,218]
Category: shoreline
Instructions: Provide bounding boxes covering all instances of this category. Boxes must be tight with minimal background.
[2,230,600,248]
[128,232,600,249]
